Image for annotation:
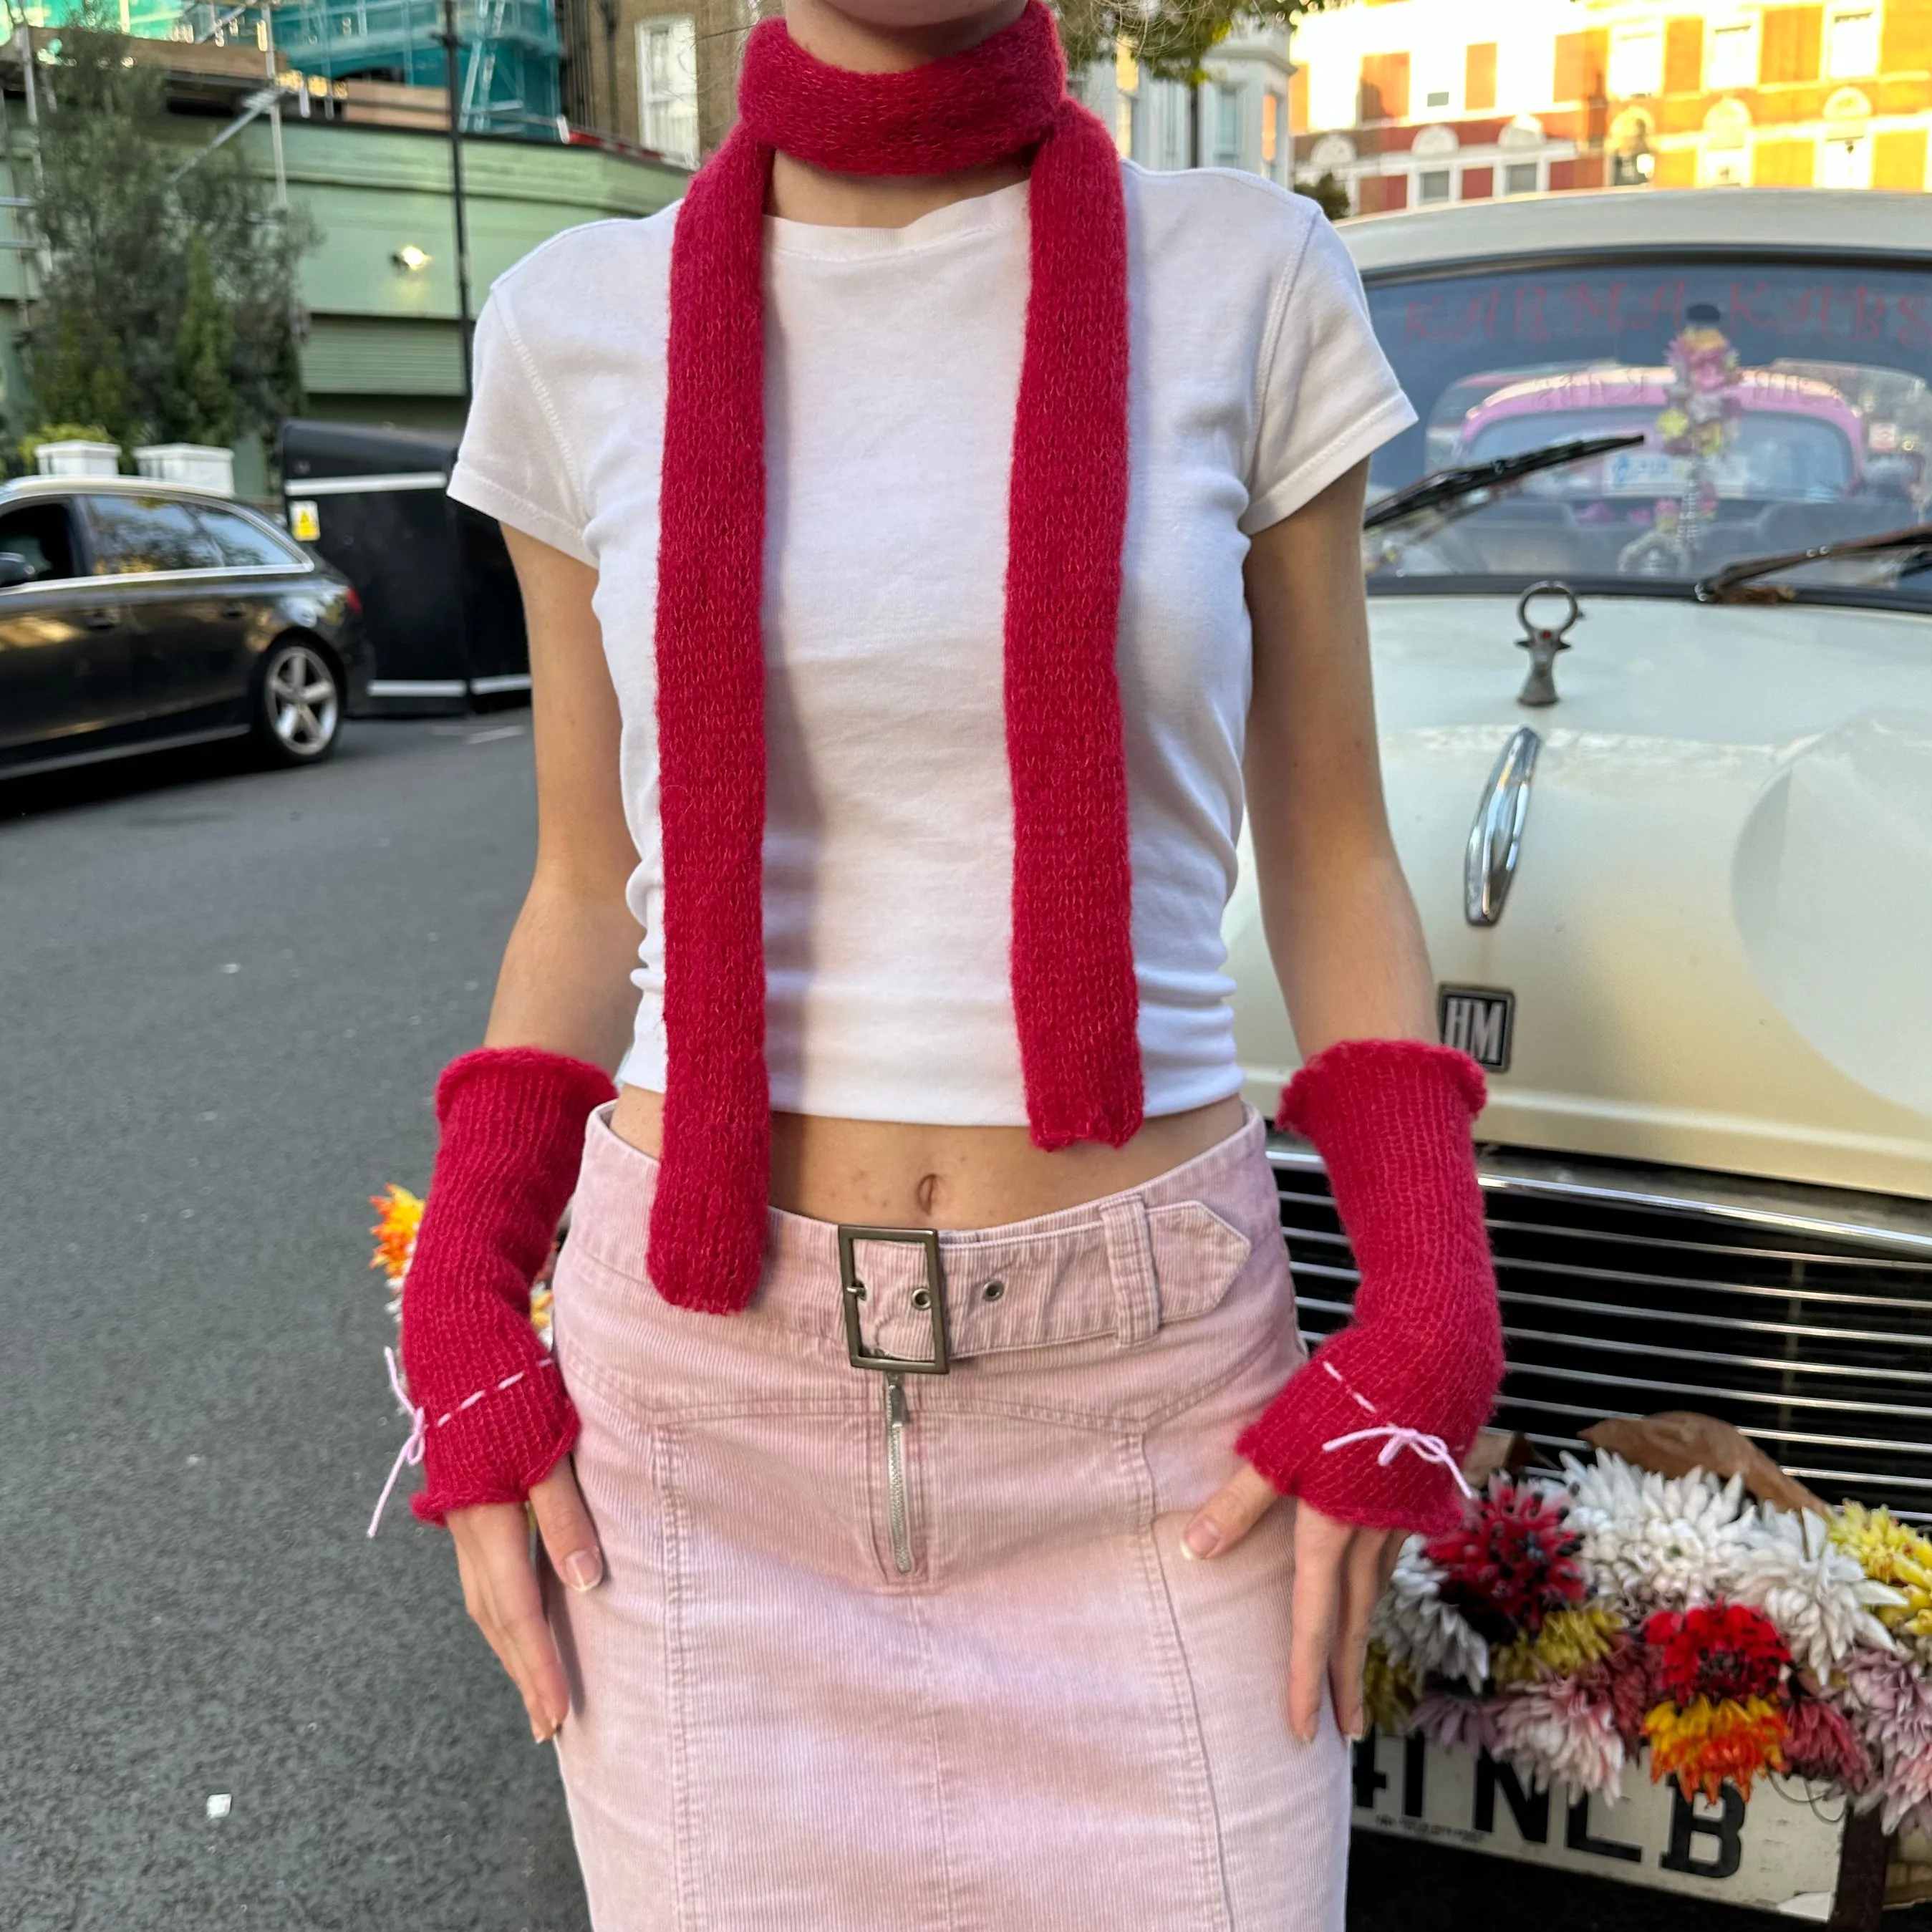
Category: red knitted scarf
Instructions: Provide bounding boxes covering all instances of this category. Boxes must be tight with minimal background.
[649,0,1137,1313]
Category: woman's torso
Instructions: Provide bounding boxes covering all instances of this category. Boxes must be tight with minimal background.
[450,161,1406,1226]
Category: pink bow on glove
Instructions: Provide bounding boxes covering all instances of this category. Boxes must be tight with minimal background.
[1237,1038,1504,1535]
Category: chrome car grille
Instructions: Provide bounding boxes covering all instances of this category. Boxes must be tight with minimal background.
[1272,1143,1932,1521]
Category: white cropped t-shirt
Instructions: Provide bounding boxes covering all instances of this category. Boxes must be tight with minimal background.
[448,162,1416,1122]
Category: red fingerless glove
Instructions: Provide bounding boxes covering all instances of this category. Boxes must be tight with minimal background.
[397,1046,617,1524]
[1235,1038,1504,1534]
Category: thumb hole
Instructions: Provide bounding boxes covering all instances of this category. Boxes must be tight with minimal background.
[530,1457,603,1593]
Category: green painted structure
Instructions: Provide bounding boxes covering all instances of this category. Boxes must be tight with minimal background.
[269,118,682,425]
[0,109,686,476]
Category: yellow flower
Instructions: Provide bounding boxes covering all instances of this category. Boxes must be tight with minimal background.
[1490,1637,1537,1686]
[1533,1605,1624,1676]
[1643,1695,1786,1805]
[1832,1502,1932,1650]
[1363,1642,1419,1733]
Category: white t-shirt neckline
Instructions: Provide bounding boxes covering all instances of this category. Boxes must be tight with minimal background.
[765,178,1030,260]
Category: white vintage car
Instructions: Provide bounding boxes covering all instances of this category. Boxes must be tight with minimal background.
[1227,188,1932,1527]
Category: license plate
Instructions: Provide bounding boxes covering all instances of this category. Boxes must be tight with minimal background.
[1352,1735,1847,1918]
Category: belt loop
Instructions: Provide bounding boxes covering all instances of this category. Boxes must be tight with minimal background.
[1100,1197,1160,1347]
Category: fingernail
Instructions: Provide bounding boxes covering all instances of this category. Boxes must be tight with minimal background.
[1183,1517,1222,1560]
[561,1550,602,1593]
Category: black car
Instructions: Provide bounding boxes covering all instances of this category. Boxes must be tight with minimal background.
[0,477,369,779]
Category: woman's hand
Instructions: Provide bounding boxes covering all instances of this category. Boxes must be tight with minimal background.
[1183,1467,1404,1744]
[447,1460,605,1742]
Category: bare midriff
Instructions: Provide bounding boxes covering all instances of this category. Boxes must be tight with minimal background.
[607,1086,1248,1230]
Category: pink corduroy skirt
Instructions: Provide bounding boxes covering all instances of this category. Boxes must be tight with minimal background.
[545,1102,1350,1932]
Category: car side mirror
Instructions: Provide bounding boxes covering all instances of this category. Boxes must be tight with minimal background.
[0,551,34,589]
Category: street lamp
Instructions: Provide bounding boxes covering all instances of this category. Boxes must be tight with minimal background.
[433,0,475,401]
[393,243,432,271]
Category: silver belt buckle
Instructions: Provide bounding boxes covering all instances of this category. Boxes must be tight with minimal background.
[837,1225,950,1375]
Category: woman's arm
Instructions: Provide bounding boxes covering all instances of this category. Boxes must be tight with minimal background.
[485,526,644,1065]
[1241,457,1434,1054]
[447,527,642,1744]
[1184,460,1442,1747]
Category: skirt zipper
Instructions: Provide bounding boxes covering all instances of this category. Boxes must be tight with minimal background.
[883,1371,913,1575]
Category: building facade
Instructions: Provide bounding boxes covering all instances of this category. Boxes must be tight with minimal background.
[1079,22,1296,179]
[559,0,753,160]
[1288,0,1932,212]
[560,1,1296,182]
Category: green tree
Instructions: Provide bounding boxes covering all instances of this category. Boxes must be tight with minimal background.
[163,233,237,446]
[1295,169,1351,221]
[21,15,311,451]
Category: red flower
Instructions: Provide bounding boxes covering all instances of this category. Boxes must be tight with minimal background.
[1782,1689,1873,1792]
[1646,1603,1789,1705]
[1425,1476,1586,1643]
[1591,1632,1658,1751]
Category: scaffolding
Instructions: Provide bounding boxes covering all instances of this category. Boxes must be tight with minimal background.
[264,0,559,137]
[27,0,561,139]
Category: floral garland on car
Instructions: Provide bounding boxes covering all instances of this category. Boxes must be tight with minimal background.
[1368,1454,1932,1832]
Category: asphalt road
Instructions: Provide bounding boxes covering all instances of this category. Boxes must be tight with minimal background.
[4,718,1926,1932]
[2,720,588,1932]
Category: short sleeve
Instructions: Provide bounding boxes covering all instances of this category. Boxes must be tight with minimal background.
[447,286,596,566]
[1241,213,1417,536]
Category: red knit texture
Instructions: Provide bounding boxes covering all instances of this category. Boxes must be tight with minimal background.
[647,0,1139,1314]
[1236,1040,1504,1533]
[399,1047,617,1522]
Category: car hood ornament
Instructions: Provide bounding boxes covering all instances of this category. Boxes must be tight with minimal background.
[1515,581,1580,706]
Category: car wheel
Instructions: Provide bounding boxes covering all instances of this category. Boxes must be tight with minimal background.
[253,639,342,765]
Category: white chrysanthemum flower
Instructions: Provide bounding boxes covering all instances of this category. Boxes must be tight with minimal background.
[1492,1678,1627,1802]
[1371,1538,1491,1691]
[1730,1505,1905,1676]
[1560,1452,1754,1608]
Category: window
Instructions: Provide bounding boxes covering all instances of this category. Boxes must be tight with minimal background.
[1707,20,1757,87]
[1699,137,1749,184]
[637,15,697,168]
[0,502,79,581]
[1214,84,1241,167]
[1417,168,1453,203]
[1503,160,1541,195]
[1820,130,1873,185]
[1261,92,1280,169]
[195,505,304,571]
[1608,27,1663,97]
[1827,8,1879,77]
[84,495,221,575]
[1308,57,1358,131]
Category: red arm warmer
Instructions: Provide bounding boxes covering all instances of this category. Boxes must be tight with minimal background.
[398,1046,617,1524]
[1235,1039,1504,1534]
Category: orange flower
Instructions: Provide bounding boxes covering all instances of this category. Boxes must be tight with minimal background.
[369,1184,425,1286]
[1643,1695,1787,1805]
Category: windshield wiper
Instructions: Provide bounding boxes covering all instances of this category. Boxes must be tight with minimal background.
[1694,522,1932,604]
[1363,433,1646,531]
